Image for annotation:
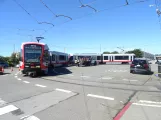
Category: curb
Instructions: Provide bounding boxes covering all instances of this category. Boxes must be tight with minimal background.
[113,102,132,120]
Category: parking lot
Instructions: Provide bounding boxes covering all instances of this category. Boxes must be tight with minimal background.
[0,64,161,120]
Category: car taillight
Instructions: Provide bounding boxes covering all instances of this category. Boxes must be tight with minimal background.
[144,64,149,69]
[130,64,134,67]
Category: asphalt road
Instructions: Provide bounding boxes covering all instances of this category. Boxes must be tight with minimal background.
[0,64,161,120]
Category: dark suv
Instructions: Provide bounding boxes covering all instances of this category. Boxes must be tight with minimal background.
[130,58,151,74]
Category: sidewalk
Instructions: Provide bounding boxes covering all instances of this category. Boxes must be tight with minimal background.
[114,91,161,120]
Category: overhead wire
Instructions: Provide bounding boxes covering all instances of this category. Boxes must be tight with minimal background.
[12,0,55,27]
[13,0,151,48]
[154,0,161,29]
[79,0,98,12]
[40,0,151,37]
[39,0,72,20]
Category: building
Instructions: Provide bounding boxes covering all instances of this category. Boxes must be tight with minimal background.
[142,51,155,60]
[155,54,161,60]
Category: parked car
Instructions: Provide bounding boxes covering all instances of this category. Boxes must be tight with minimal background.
[0,62,9,68]
[15,64,20,68]
[155,60,161,64]
[0,65,4,75]
[130,58,151,74]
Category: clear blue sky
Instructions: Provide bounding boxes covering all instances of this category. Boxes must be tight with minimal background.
[0,0,160,56]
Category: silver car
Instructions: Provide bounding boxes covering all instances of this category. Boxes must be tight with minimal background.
[130,58,151,74]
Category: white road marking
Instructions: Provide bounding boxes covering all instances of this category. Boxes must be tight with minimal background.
[2,75,7,77]
[139,100,161,104]
[18,78,21,80]
[0,99,6,106]
[87,94,114,100]
[23,81,30,84]
[15,76,18,78]
[67,74,74,76]
[55,88,72,93]
[20,115,30,119]
[133,103,161,107]
[23,116,40,120]
[122,79,138,82]
[15,74,17,76]
[35,84,47,88]
[100,77,113,80]
[81,76,90,78]
[120,101,124,103]
[0,105,19,116]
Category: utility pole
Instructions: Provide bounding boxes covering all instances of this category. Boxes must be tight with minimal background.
[13,44,15,53]
[100,44,101,53]
[64,47,66,53]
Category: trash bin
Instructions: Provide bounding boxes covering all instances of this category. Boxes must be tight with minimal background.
[158,64,161,78]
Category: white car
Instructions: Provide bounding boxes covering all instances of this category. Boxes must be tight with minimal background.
[15,64,20,68]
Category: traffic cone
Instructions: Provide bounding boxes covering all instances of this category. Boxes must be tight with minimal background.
[2,67,4,73]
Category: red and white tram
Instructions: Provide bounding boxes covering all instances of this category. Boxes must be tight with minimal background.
[20,42,49,76]
[49,51,69,67]
[102,54,135,64]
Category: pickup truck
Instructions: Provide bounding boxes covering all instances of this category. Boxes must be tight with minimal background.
[0,66,4,75]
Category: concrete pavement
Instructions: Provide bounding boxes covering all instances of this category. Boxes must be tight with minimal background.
[0,64,161,120]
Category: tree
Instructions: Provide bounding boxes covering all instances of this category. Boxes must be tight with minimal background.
[111,51,119,54]
[0,56,4,62]
[126,49,143,58]
[103,51,111,54]
[10,53,19,66]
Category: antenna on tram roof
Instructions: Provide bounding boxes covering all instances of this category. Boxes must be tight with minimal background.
[36,37,44,43]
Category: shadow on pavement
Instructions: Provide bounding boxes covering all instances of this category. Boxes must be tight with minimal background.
[132,71,154,75]
[3,73,11,75]
[46,67,72,76]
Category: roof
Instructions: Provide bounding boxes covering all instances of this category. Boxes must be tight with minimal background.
[103,53,135,56]
[49,51,69,56]
[21,42,49,50]
[134,58,148,60]
[73,53,101,56]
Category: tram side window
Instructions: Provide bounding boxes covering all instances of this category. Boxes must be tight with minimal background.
[104,56,108,60]
[59,55,66,61]
[97,56,101,60]
[52,55,56,61]
[115,56,129,60]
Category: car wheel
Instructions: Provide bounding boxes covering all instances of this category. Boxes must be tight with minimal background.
[130,70,133,73]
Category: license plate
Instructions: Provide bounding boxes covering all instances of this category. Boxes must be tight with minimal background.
[136,65,141,67]
[31,66,35,68]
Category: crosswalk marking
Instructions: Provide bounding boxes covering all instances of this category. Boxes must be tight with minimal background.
[133,100,161,108]
[23,116,40,120]
[87,94,114,100]
[55,88,72,93]
[35,84,47,88]
[0,105,18,116]
[0,99,6,106]
[23,81,30,84]
[133,103,161,107]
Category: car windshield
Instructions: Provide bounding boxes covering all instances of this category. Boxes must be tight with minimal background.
[24,45,42,63]
[132,60,147,65]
